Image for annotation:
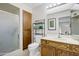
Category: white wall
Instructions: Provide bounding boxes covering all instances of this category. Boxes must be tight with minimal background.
[32,4,47,42]
[32,4,47,20]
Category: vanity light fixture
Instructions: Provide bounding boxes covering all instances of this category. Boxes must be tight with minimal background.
[46,3,66,9]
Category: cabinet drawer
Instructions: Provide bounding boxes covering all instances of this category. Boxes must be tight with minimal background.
[47,40,70,51]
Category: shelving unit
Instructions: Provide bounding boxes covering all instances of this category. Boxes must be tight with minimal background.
[33,19,45,41]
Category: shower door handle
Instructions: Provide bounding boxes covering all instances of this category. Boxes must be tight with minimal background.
[18,34,19,39]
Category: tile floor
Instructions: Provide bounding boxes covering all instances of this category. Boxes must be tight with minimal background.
[23,49,29,56]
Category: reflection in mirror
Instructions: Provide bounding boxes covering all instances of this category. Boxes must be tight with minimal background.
[71,10,79,35]
[59,16,71,35]
[59,4,79,36]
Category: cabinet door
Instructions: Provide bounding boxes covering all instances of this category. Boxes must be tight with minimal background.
[56,49,70,56]
[41,44,49,56]
[48,46,56,56]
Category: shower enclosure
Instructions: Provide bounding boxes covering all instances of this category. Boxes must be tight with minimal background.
[0,4,20,56]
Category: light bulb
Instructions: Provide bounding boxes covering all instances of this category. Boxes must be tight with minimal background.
[52,3,57,6]
[49,4,52,8]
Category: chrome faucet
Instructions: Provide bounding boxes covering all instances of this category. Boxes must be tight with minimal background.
[58,33,61,38]
[65,31,69,35]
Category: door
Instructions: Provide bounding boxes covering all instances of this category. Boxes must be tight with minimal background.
[41,44,49,56]
[23,10,32,50]
[48,46,56,56]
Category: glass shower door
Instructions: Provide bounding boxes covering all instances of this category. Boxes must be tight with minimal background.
[0,10,19,55]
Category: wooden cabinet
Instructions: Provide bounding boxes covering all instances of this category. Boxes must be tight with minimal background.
[41,39,79,56]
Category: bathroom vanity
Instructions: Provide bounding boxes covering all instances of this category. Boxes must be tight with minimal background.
[41,37,79,56]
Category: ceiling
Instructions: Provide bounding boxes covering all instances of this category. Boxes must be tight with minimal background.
[25,3,64,9]
[25,3,43,9]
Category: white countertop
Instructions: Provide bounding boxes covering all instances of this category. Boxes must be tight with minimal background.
[42,36,79,45]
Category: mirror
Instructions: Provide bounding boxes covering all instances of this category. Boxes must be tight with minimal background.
[59,3,79,35]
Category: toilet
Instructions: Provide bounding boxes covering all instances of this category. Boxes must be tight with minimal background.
[28,37,41,56]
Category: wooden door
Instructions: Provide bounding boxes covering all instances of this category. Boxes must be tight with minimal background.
[23,10,32,50]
